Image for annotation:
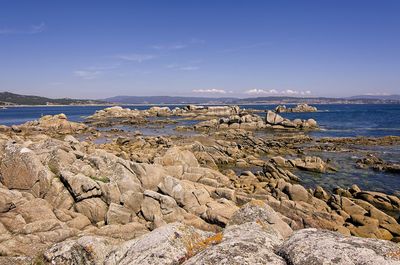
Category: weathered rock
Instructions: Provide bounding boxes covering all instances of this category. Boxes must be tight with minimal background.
[19,114,88,134]
[0,143,47,190]
[60,171,102,201]
[356,154,400,173]
[104,222,211,265]
[266,111,285,125]
[16,198,57,223]
[265,110,318,129]
[354,191,400,213]
[155,147,199,168]
[44,236,119,265]
[44,177,75,209]
[120,191,143,213]
[184,222,286,265]
[291,156,328,173]
[228,200,293,238]
[205,199,239,226]
[283,184,310,203]
[275,104,317,113]
[75,198,108,223]
[314,185,331,201]
[279,228,400,265]
[106,203,132,225]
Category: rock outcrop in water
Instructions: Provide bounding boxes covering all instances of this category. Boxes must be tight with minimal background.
[193,113,266,131]
[85,106,146,127]
[270,155,336,173]
[266,110,318,129]
[275,103,318,113]
[357,154,400,173]
[180,108,319,131]
[11,114,89,135]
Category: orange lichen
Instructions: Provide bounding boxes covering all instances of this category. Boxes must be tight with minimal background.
[248,199,266,207]
[386,249,400,260]
[181,232,223,263]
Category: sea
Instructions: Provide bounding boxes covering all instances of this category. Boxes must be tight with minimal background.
[1,104,399,138]
[0,104,399,195]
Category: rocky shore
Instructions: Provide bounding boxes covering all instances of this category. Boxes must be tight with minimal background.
[0,106,399,264]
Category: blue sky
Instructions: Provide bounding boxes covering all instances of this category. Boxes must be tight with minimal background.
[1,0,399,99]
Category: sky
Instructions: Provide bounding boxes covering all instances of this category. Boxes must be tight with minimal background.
[0,0,399,99]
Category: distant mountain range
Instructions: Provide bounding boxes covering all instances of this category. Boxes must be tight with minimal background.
[0,92,106,106]
[105,95,400,105]
[1,91,399,106]
[103,96,237,104]
[348,94,400,100]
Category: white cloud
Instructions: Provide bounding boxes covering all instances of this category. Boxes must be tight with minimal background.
[284,89,298,95]
[365,92,390,96]
[245,89,279,95]
[74,70,101,80]
[152,43,187,50]
[193,89,227,94]
[245,89,311,96]
[152,39,205,50]
[166,64,178,69]
[179,66,199,71]
[115,54,156,62]
[29,22,46,34]
[86,63,121,71]
[166,63,200,71]
[222,42,271,53]
[0,22,46,35]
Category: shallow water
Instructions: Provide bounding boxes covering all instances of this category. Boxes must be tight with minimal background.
[297,149,400,196]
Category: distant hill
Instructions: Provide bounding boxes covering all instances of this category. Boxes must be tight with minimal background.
[348,94,400,100]
[104,95,237,104]
[105,95,400,105]
[235,96,400,104]
[1,92,399,106]
[0,92,106,105]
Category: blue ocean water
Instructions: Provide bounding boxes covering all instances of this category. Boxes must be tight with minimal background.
[0,104,399,138]
[248,104,400,138]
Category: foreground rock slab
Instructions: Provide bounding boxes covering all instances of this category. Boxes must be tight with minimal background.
[105,223,211,265]
[279,228,400,265]
[183,222,286,265]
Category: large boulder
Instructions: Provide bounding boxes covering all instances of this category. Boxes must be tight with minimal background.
[155,147,199,168]
[184,222,286,265]
[265,110,318,129]
[0,143,48,190]
[74,198,108,223]
[279,228,400,265]
[19,114,88,134]
[275,104,317,113]
[228,200,293,239]
[104,222,212,265]
[44,236,119,265]
[266,111,284,125]
[60,171,102,201]
[290,156,328,173]
[283,183,311,203]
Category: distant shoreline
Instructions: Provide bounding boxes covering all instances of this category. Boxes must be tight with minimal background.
[1,102,400,108]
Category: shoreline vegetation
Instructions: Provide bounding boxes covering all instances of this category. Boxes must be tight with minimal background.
[0,104,399,264]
